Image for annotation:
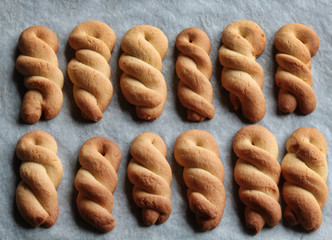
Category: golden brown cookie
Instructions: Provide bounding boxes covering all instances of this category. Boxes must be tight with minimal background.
[281,127,327,231]
[16,26,64,124]
[119,25,168,120]
[74,137,121,232]
[16,130,63,227]
[274,23,319,114]
[174,129,225,231]
[68,21,116,121]
[176,27,214,121]
[127,132,172,225]
[233,125,281,234]
[218,20,266,123]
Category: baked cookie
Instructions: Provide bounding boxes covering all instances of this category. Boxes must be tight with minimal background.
[16,26,64,124]
[281,127,327,231]
[127,132,172,225]
[16,130,63,227]
[218,20,266,123]
[274,23,319,114]
[119,25,168,120]
[68,21,116,121]
[176,27,214,121]
[233,125,281,234]
[74,137,121,232]
[174,129,225,231]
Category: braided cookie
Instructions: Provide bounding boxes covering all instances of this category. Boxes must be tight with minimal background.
[174,129,225,231]
[218,20,266,123]
[127,132,172,225]
[233,125,281,234]
[274,23,319,114]
[68,21,116,122]
[281,127,327,231]
[16,26,64,124]
[16,130,63,227]
[119,25,168,120]
[176,27,214,121]
[74,137,121,232]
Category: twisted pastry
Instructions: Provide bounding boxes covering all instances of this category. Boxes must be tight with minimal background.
[127,132,172,225]
[281,127,327,231]
[274,23,319,114]
[174,129,225,231]
[233,125,281,234]
[119,25,168,120]
[176,27,214,121]
[16,130,63,227]
[74,137,121,232]
[218,20,266,123]
[16,26,64,124]
[68,21,116,122]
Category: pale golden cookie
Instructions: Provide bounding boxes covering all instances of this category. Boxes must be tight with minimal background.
[74,137,121,232]
[16,130,63,227]
[16,26,64,124]
[127,132,172,225]
[176,27,214,121]
[119,25,168,120]
[218,20,266,123]
[68,21,116,121]
[274,23,319,114]
[233,125,281,234]
[174,129,225,231]
[281,127,327,231]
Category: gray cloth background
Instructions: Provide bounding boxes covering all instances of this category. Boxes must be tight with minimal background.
[0,0,331,239]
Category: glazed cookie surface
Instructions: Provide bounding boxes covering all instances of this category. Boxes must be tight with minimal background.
[233,125,281,234]
[119,25,168,120]
[68,21,116,122]
[281,127,327,231]
[176,27,214,121]
[16,26,64,124]
[16,130,63,227]
[74,137,121,232]
[127,132,172,225]
[218,20,266,123]
[174,129,225,231]
[274,23,319,114]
